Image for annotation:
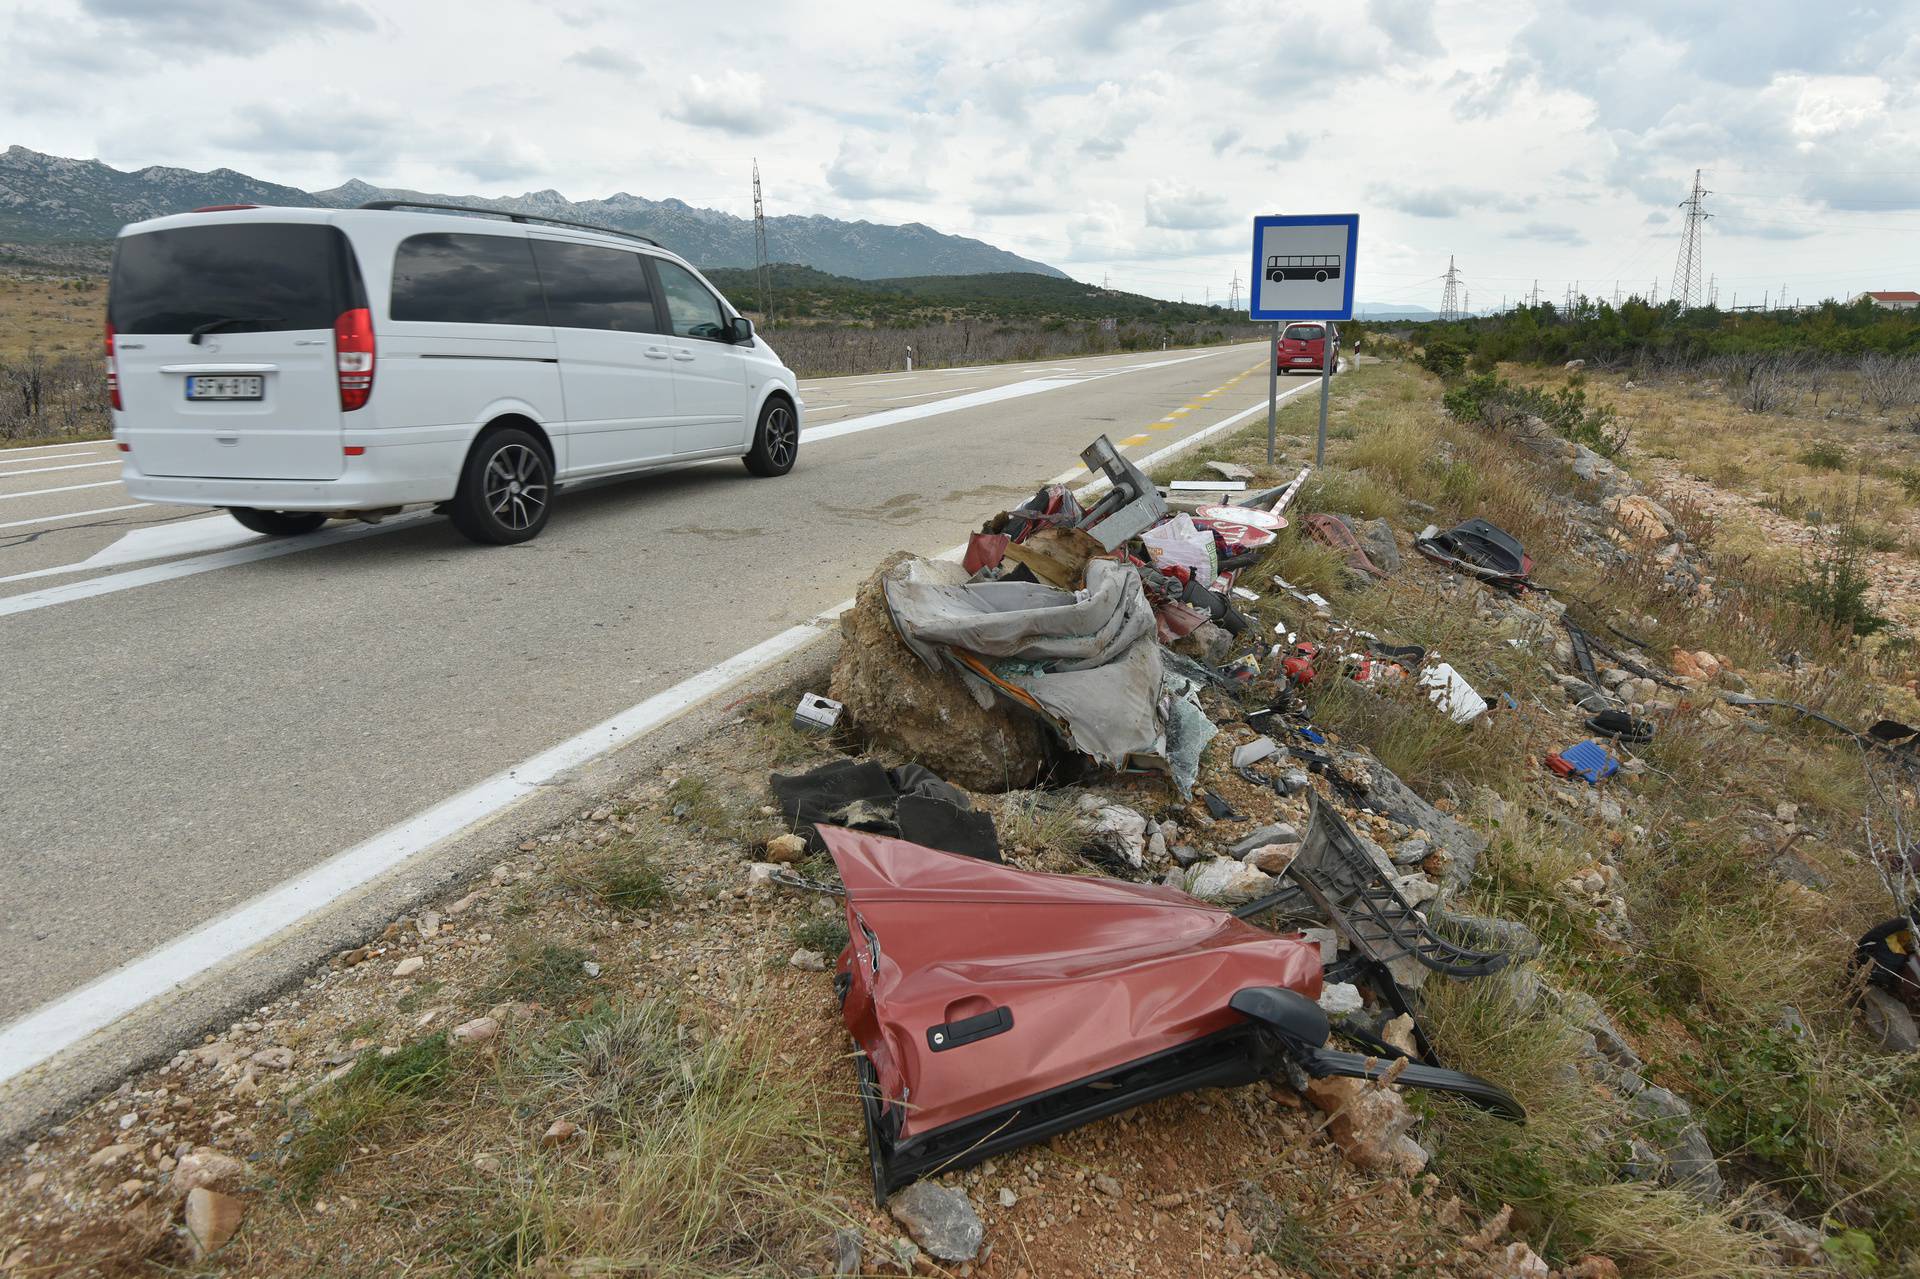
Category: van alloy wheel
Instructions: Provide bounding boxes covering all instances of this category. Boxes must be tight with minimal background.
[484,443,549,532]
[763,403,797,468]
[449,425,554,544]
[744,397,800,477]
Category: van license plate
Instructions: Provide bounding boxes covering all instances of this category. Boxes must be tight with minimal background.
[185,375,263,401]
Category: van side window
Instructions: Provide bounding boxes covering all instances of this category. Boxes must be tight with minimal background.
[530,241,659,332]
[390,233,548,325]
[653,260,728,340]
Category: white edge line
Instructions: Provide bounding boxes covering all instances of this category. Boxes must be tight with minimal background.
[0,356,1288,1085]
[0,503,150,533]
[0,480,123,503]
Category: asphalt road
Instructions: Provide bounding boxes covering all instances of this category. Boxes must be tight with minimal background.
[0,341,1286,1033]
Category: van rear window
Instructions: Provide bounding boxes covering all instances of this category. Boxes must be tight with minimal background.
[110,223,358,335]
[390,233,548,326]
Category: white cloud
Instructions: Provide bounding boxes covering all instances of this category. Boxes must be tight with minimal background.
[825,138,932,202]
[1143,179,1231,231]
[668,70,782,136]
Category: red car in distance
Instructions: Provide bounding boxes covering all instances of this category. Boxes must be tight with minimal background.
[1276,321,1337,374]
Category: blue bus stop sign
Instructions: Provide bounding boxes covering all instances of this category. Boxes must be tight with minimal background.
[1250,214,1359,321]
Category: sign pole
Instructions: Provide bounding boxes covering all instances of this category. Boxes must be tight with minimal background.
[1266,320,1279,466]
[1315,328,1331,465]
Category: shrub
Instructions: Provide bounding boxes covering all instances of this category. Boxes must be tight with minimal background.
[1443,373,1627,458]
[1417,340,1469,379]
[1799,441,1849,471]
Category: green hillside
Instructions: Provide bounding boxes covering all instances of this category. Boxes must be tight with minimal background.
[702,264,1237,326]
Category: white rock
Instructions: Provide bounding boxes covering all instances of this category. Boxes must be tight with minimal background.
[998,1187,1018,1208]
[1183,857,1273,903]
[392,956,424,979]
[1391,874,1440,908]
[1086,805,1148,869]
[452,1016,500,1045]
[1317,982,1365,1016]
[789,949,828,972]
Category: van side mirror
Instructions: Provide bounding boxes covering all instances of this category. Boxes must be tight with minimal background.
[728,315,754,344]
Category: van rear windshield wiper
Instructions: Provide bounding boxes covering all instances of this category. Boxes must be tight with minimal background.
[189,317,266,345]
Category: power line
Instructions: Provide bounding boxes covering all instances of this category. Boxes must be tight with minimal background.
[1672,168,1712,309]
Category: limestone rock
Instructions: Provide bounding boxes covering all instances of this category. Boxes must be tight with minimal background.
[1183,857,1273,903]
[184,1186,245,1258]
[1317,982,1364,1016]
[452,1016,500,1045]
[887,1181,984,1262]
[1358,518,1402,573]
[170,1149,244,1199]
[1860,986,1920,1053]
[1244,842,1300,875]
[789,948,828,972]
[392,956,424,979]
[1303,1077,1429,1176]
[764,833,808,864]
[830,554,1048,792]
[1086,804,1148,869]
[1229,823,1300,856]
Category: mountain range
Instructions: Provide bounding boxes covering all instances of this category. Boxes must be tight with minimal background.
[0,146,1066,280]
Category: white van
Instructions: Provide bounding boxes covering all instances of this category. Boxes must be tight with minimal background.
[107,202,802,544]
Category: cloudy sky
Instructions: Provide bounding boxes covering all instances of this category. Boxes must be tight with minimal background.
[4,0,1918,310]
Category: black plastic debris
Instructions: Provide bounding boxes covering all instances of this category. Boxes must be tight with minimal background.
[1414,517,1533,590]
[770,759,1000,861]
[1234,794,1510,980]
[1586,708,1654,744]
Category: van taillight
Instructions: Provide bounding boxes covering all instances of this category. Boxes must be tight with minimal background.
[105,320,121,410]
[334,308,375,411]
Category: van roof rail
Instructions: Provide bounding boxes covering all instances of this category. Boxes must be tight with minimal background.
[355,200,662,248]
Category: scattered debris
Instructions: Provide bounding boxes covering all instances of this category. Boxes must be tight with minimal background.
[792,692,843,733]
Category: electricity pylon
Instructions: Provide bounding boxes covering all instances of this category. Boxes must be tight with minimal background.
[1672,169,1711,309]
[751,159,772,327]
[1440,256,1461,320]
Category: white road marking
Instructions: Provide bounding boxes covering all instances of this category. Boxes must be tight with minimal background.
[882,386,977,402]
[0,480,123,503]
[0,503,151,533]
[0,440,105,456]
[0,372,1274,1087]
[0,450,110,468]
[801,403,849,413]
[1,460,120,478]
[0,347,1244,616]
[0,515,260,584]
[0,515,431,617]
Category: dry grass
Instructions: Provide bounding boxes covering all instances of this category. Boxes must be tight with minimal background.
[0,275,103,360]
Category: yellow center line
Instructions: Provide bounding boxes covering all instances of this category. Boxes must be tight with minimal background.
[1120,434,1150,446]
[1149,422,1175,431]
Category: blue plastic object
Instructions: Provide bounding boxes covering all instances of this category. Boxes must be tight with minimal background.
[1296,726,1327,744]
[1549,739,1618,785]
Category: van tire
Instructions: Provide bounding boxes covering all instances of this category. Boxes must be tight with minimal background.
[449,427,553,544]
[230,508,328,537]
[743,397,798,477]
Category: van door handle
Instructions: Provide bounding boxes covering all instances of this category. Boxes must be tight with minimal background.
[671,350,696,362]
[643,346,669,360]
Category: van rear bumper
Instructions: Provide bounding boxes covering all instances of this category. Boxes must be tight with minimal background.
[119,438,465,511]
